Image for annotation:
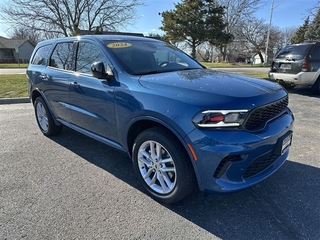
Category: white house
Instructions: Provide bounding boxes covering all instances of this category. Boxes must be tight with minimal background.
[0,36,35,63]
[251,52,266,65]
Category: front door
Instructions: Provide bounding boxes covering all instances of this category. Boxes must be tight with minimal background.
[68,41,117,141]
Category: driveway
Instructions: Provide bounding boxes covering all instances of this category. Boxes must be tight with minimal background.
[0,87,319,239]
[0,68,26,74]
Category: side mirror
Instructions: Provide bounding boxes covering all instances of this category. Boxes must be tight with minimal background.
[91,61,113,80]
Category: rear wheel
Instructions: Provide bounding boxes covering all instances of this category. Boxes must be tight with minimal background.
[311,78,320,95]
[34,96,63,136]
[280,82,295,90]
[132,127,196,204]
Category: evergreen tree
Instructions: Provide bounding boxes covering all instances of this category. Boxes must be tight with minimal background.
[160,0,232,58]
[305,9,320,42]
[291,17,309,44]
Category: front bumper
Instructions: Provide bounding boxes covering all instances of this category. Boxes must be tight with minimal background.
[186,110,294,193]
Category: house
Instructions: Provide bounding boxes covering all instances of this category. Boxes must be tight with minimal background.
[251,52,266,65]
[0,36,35,63]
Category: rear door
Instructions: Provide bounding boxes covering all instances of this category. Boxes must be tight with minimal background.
[308,43,320,71]
[43,41,74,123]
[272,44,313,74]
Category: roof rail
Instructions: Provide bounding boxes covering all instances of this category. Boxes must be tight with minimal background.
[79,30,144,37]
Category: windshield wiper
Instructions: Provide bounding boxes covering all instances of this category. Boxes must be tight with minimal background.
[134,70,164,75]
[134,67,200,75]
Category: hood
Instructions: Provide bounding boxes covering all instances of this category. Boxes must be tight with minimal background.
[138,69,287,110]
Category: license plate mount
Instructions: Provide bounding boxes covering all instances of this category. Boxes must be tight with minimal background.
[281,134,292,155]
[280,63,291,69]
[274,131,293,156]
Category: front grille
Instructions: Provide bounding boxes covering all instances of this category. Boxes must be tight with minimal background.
[245,96,288,131]
[243,155,277,179]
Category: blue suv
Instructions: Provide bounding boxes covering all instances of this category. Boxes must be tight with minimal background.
[27,35,294,203]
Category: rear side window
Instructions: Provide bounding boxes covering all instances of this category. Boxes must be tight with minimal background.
[31,44,52,65]
[310,45,320,59]
[275,44,312,60]
[49,42,74,70]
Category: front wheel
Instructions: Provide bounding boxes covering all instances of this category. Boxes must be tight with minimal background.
[132,127,196,204]
[34,96,63,136]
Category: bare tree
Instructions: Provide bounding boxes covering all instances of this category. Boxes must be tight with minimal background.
[307,0,320,17]
[235,17,294,63]
[280,26,297,46]
[215,0,265,61]
[235,18,267,62]
[0,0,144,37]
[196,42,215,62]
[8,26,42,45]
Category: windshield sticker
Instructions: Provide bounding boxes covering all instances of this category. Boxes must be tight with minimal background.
[107,42,132,48]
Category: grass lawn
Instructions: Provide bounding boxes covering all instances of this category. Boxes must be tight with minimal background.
[0,63,29,68]
[0,74,28,98]
[200,62,265,68]
[238,72,269,80]
[0,72,270,99]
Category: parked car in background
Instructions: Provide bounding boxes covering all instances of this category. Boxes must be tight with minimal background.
[269,42,320,94]
[27,35,294,203]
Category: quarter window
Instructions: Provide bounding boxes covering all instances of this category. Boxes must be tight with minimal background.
[49,42,73,70]
[310,45,320,59]
[31,44,52,65]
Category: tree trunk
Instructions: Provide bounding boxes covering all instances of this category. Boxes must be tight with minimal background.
[258,52,264,63]
[192,44,197,59]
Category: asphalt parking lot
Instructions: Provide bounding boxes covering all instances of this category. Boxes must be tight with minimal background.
[1,86,319,239]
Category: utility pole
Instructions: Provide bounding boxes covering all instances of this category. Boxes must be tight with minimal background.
[264,0,286,67]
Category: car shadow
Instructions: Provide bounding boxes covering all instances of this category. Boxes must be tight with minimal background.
[49,128,320,240]
[286,86,320,99]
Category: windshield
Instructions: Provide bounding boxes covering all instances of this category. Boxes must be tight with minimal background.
[103,39,203,75]
[275,44,312,60]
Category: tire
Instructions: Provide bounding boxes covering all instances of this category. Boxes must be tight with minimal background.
[284,84,295,90]
[280,82,295,90]
[132,126,196,204]
[34,96,63,136]
[311,78,320,95]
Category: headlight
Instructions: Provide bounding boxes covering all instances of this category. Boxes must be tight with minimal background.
[192,110,248,128]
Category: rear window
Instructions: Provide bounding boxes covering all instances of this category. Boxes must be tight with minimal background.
[275,44,313,60]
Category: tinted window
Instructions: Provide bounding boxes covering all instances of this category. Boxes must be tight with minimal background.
[310,45,320,59]
[49,42,73,70]
[31,44,52,65]
[276,44,313,59]
[76,42,106,74]
[104,40,202,75]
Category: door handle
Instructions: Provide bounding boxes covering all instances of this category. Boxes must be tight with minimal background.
[70,82,79,88]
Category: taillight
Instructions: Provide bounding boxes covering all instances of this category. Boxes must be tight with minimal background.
[302,61,310,72]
